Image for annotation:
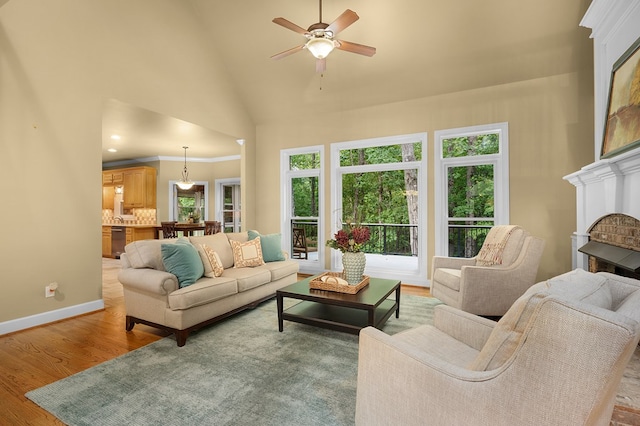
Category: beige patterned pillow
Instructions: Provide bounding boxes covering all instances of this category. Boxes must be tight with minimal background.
[230,238,264,268]
[200,244,224,277]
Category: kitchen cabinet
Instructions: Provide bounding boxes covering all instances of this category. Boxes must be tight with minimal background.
[102,186,115,210]
[123,167,156,210]
[125,227,155,244]
[102,171,124,186]
[102,226,112,257]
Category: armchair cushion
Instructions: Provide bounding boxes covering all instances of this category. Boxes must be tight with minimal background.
[469,271,612,371]
[432,268,462,291]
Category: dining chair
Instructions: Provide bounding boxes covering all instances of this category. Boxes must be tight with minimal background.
[204,221,221,235]
[292,227,317,259]
[161,221,178,239]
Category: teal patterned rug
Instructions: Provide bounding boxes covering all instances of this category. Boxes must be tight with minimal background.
[26,295,441,426]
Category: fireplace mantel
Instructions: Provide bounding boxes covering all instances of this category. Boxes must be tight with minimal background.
[566,0,640,270]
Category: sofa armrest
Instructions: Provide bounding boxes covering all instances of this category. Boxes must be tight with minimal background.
[433,305,496,351]
[118,267,179,296]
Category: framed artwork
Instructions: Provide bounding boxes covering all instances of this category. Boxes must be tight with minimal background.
[602,35,640,159]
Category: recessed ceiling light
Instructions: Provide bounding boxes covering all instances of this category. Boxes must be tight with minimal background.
[108,148,117,153]
[111,135,121,140]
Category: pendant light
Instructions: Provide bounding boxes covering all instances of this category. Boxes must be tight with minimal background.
[176,146,194,190]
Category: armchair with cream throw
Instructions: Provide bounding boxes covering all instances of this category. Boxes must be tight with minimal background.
[355,270,640,426]
[431,225,545,316]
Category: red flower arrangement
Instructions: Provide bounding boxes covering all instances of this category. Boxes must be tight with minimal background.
[326,222,371,253]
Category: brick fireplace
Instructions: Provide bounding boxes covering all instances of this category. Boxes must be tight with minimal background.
[580,214,640,280]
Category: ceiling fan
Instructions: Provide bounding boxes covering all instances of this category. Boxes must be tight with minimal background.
[271,0,376,73]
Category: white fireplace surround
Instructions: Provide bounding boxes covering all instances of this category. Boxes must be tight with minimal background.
[565,0,640,270]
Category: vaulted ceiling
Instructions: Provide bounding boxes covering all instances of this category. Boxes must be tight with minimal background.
[2,0,592,163]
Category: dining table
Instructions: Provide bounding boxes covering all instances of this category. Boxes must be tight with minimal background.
[153,222,206,239]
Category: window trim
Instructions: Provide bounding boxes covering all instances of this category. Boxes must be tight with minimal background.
[434,122,510,257]
[280,145,325,274]
[330,132,428,285]
[215,177,241,232]
[168,180,209,221]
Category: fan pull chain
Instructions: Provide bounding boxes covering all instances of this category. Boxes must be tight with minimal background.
[320,73,324,91]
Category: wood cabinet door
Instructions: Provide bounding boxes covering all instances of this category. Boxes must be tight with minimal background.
[123,169,144,208]
[102,186,115,210]
[102,227,112,257]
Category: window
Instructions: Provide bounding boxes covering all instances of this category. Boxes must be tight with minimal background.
[281,147,324,273]
[434,123,509,257]
[216,179,241,233]
[169,181,209,222]
[330,133,427,285]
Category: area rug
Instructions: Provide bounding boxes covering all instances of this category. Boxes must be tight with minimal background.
[26,295,442,426]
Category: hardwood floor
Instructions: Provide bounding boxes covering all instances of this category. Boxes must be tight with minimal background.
[0,260,637,425]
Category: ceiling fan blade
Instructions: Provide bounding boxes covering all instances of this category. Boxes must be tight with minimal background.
[335,40,376,57]
[326,9,359,36]
[272,17,309,35]
[316,58,326,73]
[271,45,305,60]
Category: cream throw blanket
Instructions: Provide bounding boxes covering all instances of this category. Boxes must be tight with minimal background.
[475,225,520,266]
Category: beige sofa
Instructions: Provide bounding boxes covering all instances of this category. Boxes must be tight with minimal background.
[356,270,640,425]
[118,232,299,346]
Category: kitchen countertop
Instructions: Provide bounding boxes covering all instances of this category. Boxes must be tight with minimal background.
[102,224,160,228]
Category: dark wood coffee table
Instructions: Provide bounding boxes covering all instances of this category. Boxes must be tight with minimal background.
[276,276,401,334]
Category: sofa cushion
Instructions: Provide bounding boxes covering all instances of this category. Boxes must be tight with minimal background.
[432,268,461,292]
[190,233,234,269]
[168,276,238,310]
[230,239,265,268]
[125,238,177,271]
[222,267,271,292]
[259,260,299,281]
[248,230,286,262]
[469,270,611,371]
[199,244,224,277]
[161,238,204,288]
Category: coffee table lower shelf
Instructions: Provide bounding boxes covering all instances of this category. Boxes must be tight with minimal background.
[281,299,398,335]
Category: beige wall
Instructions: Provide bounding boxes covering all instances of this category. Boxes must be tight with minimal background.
[256,70,594,281]
[0,1,254,324]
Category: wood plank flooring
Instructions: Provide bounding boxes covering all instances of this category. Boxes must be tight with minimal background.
[0,259,637,425]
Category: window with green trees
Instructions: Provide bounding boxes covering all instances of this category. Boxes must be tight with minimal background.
[283,148,323,265]
[435,123,509,258]
[330,133,427,285]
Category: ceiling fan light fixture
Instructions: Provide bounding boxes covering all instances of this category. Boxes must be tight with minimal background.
[306,37,335,59]
[177,146,194,190]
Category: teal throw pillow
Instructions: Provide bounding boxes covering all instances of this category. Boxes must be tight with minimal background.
[248,230,285,262]
[161,238,204,288]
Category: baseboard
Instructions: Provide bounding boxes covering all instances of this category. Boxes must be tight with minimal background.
[0,300,105,336]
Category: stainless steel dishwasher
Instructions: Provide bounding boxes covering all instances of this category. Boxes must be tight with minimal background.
[111,226,126,259]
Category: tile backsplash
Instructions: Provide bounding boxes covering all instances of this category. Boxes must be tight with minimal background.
[102,209,157,225]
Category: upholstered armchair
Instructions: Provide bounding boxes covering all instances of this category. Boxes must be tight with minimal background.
[355,270,640,426]
[431,225,544,316]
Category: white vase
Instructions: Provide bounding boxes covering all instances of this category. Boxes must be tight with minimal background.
[342,251,366,285]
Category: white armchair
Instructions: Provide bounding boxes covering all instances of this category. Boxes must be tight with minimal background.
[355,270,640,426]
[431,225,544,316]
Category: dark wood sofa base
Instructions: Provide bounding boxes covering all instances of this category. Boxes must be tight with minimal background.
[125,293,277,347]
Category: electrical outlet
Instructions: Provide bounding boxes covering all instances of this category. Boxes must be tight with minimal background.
[45,282,58,298]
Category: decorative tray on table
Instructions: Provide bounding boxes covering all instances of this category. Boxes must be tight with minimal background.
[309,272,370,294]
